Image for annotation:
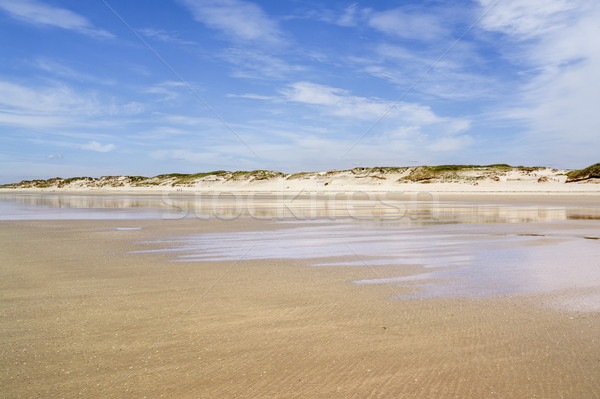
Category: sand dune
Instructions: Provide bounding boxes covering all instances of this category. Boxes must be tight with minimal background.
[2,164,600,194]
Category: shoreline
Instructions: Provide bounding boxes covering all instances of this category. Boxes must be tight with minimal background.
[2,182,600,196]
[2,189,599,222]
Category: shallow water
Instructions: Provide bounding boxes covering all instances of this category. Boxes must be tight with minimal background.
[1,192,600,222]
[134,220,600,308]
[2,192,599,310]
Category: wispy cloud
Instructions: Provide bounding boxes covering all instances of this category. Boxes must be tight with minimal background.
[221,48,304,80]
[368,8,449,41]
[282,81,456,127]
[33,58,116,85]
[225,82,475,158]
[0,0,112,38]
[144,81,188,102]
[179,0,284,46]
[139,28,196,45]
[478,0,600,165]
[479,0,573,38]
[360,45,496,100]
[29,137,117,153]
[157,113,220,127]
[81,141,115,152]
[0,80,100,116]
[336,3,360,27]
[227,93,277,101]
[150,149,218,163]
[283,81,392,120]
[0,80,143,130]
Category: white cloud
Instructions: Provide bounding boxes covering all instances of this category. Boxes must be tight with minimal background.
[282,81,445,125]
[81,141,115,152]
[479,0,573,38]
[139,28,196,45]
[478,0,600,165]
[283,81,388,120]
[368,8,448,41]
[0,113,71,129]
[150,149,228,164]
[0,80,142,128]
[0,80,100,117]
[227,93,277,101]
[179,0,283,46]
[144,81,188,101]
[221,48,304,80]
[427,135,474,152]
[34,58,115,84]
[226,82,474,160]
[0,0,112,38]
[157,113,220,127]
[337,3,359,27]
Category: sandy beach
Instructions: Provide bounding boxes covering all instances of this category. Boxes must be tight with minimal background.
[1,199,599,398]
[2,0,599,396]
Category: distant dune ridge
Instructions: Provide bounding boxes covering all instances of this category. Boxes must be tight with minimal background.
[2,163,599,192]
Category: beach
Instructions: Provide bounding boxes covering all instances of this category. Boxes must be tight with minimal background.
[2,0,599,395]
[1,192,599,398]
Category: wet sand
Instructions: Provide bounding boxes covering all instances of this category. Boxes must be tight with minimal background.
[1,218,599,398]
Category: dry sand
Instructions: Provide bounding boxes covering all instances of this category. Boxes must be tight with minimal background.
[2,165,600,195]
[1,217,599,398]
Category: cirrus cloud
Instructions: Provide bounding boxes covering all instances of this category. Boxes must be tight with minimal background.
[0,0,112,38]
[179,0,284,46]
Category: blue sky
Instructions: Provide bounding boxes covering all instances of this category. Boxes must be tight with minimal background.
[0,0,598,183]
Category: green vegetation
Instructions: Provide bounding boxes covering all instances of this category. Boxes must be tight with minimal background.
[399,164,543,182]
[401,166,437,181]
[566,163,600,182]
[128,176,148,182]
[57,177,93,188]
[227,170,284,181]
[154,173,189,179]
[228,170,251,180]
[246,170,285,180]
[369,166,408,174]
[171,171,228,186]
[399,165,486,181]
[286,171,314,180]
[3,164,591,188]
[352,166,408,175]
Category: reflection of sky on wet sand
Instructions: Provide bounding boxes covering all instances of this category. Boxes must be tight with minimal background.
[2,192,599,310]
[1,192,600,222]
[135,221,600,311]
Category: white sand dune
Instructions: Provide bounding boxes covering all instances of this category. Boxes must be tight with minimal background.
[2,165,599,194]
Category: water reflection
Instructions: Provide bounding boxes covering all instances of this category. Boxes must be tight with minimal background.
[3,192,599,309]
[1,192,599,222]
[133,220,600,309]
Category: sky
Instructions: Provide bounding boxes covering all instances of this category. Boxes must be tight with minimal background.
[0,0,599,183]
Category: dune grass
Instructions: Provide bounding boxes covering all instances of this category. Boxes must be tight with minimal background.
[566,163,600,182]
[399,164,543,182]
[3,164,596,188]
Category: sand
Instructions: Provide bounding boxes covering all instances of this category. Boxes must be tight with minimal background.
[1,217,599,398]
[2,165,600,195]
